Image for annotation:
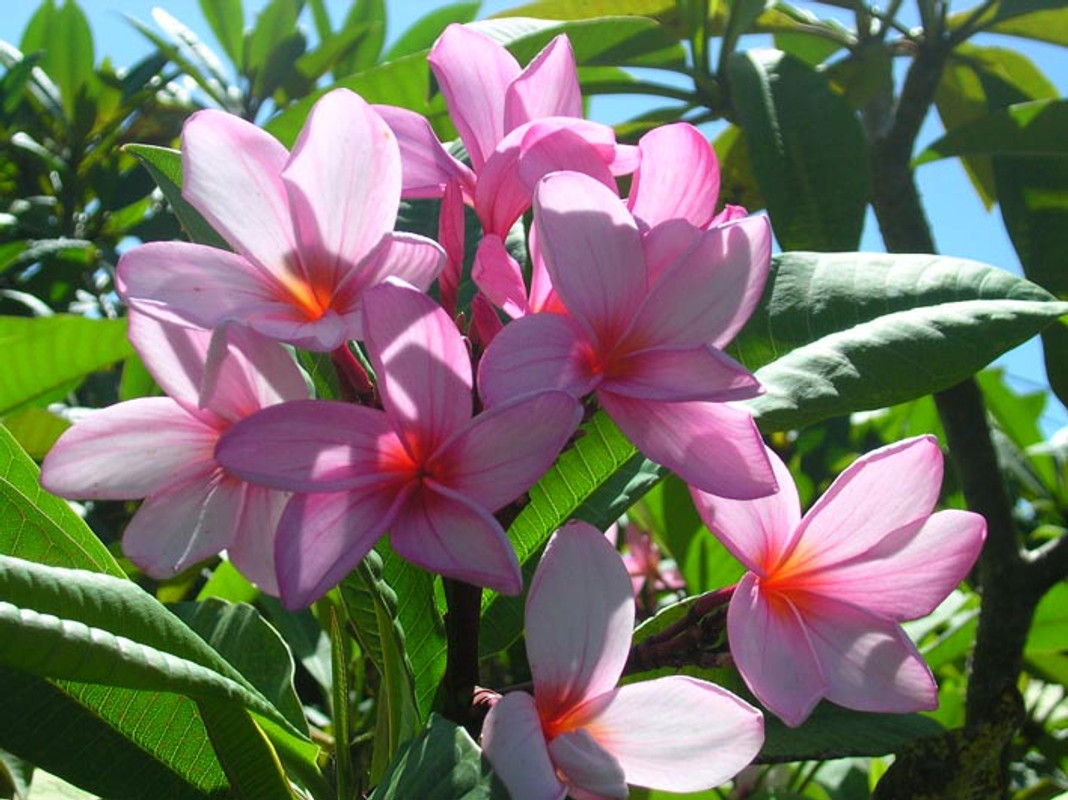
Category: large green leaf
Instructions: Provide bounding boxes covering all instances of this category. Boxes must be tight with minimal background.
[126,144,229,249]
[19,0,94,120]
[730,252,1068,432]
[917,98,1068,163]
[947,0,1068,45]
[0,554,307,740]
[369,715,506,800]
[726,49,869,251]
[0,315,133,416]
[0,425,122,576]
[198,0,244,68]
[383,2,480,61]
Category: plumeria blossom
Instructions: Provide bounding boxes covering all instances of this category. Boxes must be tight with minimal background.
[482,521,764,800]
[478,170,775,499]
[118,88,445,351]
[216,280,582,609]
[607,521,685,600]
[40,313,309,593]
[373,24,638,315]
[690,436,987,727]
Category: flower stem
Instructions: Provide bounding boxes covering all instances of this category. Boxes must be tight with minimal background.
[442,577,483,735]
[331,344,376,405]
[623,586,734,676]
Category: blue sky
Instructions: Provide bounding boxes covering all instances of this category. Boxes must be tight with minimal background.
[4,0,1065,433]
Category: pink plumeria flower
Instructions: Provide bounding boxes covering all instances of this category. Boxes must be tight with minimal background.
[482,520,764,799]
[690,436,987,727]
[216,280,583,609]
[373,24,637,315]
[118,88,445,351]
[478,170,775,499]
[41,313,309,593]
[618,523,686,598]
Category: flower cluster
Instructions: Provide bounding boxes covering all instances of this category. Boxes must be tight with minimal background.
[40,22,986,797]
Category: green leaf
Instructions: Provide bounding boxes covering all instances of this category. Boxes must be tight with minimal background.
[338,550,421,771]
[125,144,229,249]
[198,0,244,67]
[197,701,294,800]
[336,0,386,74]
[245,0,302,98]
[0,554,308,741]
[1026,582,1068,655]
[982,8,1068,47]
[726,49,869,251]
[480,413,664,656]
[730,252,1068,432]
[761,703,945,763]
[0,749,32,800]
[369,714,507,800]
[490,0,675,19]
[2,407,69,460]
[171,599,307,733]
[0,668,230,800]
[20,0,94,120]
[0,315,132,416]
[0,425,122,576]
[917,98,1068,163]
[384,3,480,61]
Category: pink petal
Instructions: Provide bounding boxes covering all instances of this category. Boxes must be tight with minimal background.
[517,123,616,199]
[282,90,401,291]
[362,281,472,452]
[40,398,217,500]
[504,35,582,129]
[598,393,776,499]
[728,573,826,728]
[624,215,772,350]
[548,730,627,800]
[125,311,212,412]
[428,24,520,171]
[800,593,938,714]
[533,171,646,348]
[805,509,985,621]
[438,179,466,316]
[640,218,703,287]
[690,446,801,574]
[333,232,446,325]
[388,483,521,594]
[122,466,244,578]
[181,109,298,274]
[527,224,562,314]
[628,123,721,230]
[372,103,475,198]
[197,324,309,421]
[275,488,403,610]
[789,436,945,574]
[481,691,566,800]
[604,345,760,403]
[216,400,398,493]
[228,485,289,596]
[472,234,530,319]
[526,522,634,720]
[118,241,289,331]
[570,677,764,792]
[476,311,596,407]
[437,390,582,511]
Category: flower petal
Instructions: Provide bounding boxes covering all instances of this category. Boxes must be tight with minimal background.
[800,593,938,715]
[122,466,244,578]
[527,522,634,719]
[41,398,217,500]
[125,311,211,410]
[228,485,289,596]
[790,436,945,573]
[806,509,985,621]
[598,393,776,499]
[362,281,472,451]
[216,400,397,493]
[438,390,582,511]
[640,218,703,287]
[548,730,627,800]
[728,573,826,728]
[572,676,764,792]
[628,123,721,230]
[504,35,582,129]
[429,24,520,171]
[275,488,402,610]
[372,103,475,198]
[472,234,530,319]
[605,345,760,403]
[282,90,401,287]
[181,108,298,275]
[689,446,802,576]
[533,171,646,347]
[389,483,521,594]
[477,311,595,407]
[624,215,772,350]
[482,691,566,800]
